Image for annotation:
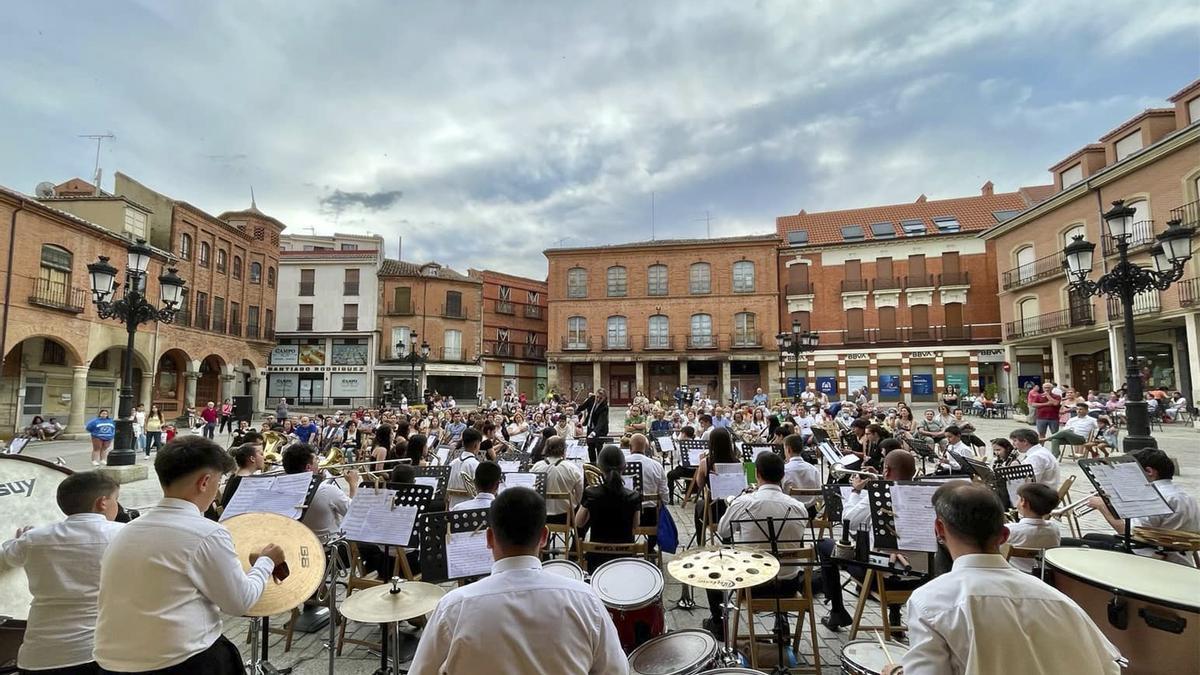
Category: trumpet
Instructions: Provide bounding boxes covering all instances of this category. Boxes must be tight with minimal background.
[830,467,880,479]
[1051,491,1099,518]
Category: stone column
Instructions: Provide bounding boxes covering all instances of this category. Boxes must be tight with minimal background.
[934,354,946,391]
[678,359,688,387]
[139,372,154,408]
[1049,336,1068,386]
[720,359,732,404]
[1185,314,1200,427]
[592,361,602,393]
[634,361,646,394]
[184,371,198,411]
[250,375,263,414]
[765,358,781,402]
[67,366,89,434]
[1003,345,1018,403]
[220,374,236,402]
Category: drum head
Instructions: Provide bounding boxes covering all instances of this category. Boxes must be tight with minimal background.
[695,669,761,674]
[627,629,717,674]
[842,639,908,672]
[224,513,327,616]
[542,560,586,583]
[1044,547,1200,610]
[591,558,664,609]
[0,456,71,621]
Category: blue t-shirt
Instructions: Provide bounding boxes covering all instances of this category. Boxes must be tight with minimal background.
[86,417,116,440]
[294,423,319,443]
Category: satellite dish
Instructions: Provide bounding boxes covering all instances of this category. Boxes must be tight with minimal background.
[35,182,56,198]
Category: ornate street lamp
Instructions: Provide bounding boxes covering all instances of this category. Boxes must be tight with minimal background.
[395,332,431,403]
[87,239,185,466]
[1063,200,1194,451]
[775,321,819,403]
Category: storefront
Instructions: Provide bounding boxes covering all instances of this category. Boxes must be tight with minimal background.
[267,338,374,407]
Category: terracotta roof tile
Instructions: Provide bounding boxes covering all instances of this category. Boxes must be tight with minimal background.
[1097,108,1175,143]
[545,233,778,254]
[379,258,479,282]
[1168,77,1200,103]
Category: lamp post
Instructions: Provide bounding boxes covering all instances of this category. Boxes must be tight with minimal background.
[1062,200,1194,451]
[395,332,430,404]
[775,321,819,403]
[87,239,185,466]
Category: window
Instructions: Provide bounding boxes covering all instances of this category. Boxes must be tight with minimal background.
[1017,297,1040,334]
[298,304,313,331]
[790,311,811,334]
[199,242,210,267]
[344,268,360,296]
[445,290,463,318]
[933,217,960,233]
[945,303,965,339]
[180,234,192,260]
[232,256,242,279]
[390,326,412,358]
[870,222,895,238]
[342,304,358,331]
[1061,163,1083,187]
[267,266,275,288]
[216,249,227,273]
[846,308,865,340]
[879,306,897,341]
[340,243,359,250]
[444,329,463,360]
[124,209,147,239]
[1189,96,1200,125]
[567,316,587,348]
[733,312,757,345]
[250,261,262,283]
[605,316,628,348]
[230,302,240,330]
[732,261,755,292]
[37,244,72,306]
[910,304,930,340]
[647,264,668,296]
[567,267,587,298]
[787,263,810,295]
[787,229,809,245]
[496,285,514,314]
[196,292,209,324]
[1127,200,1150,225]
[690,313,714,348]
[1015,246,1035,283]
[299,269,315,296]
[993,209,1020,223]
[1063,225,1086,247]
[648,315,669,349]
[901,219,926,236]
[841,225,865,241]
[41,340,66,366]
[1114,131,1143,161]
[212,297,226,332]
[606,266,627,297]
[392,286,412,313]
[689,263,711,294]
[265,308,274,334]
[247,305,260,337]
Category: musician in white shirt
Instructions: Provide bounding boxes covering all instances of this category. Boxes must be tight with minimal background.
[885,482,1120,675]
[94,436,284,673]
[410,487,625,674]
[530,436,584,524]
[454,461,500,511]
[1004,482,1061,573]
[780,434,821,511]
[282,443,357,539]
[628,433,667,512]
[0,472,123,673]
[1009,428,1060,488]
[447,428,485,508]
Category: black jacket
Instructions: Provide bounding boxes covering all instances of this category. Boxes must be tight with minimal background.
[583,398,609,437]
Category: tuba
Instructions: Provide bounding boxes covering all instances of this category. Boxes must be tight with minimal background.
[262,431,286,466]
[318,447,345,475]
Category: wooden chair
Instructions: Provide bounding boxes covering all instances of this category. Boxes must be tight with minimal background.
[1050,475,1081,538]
[635,494,663,566]
[730,548,821,673]
[578,540,649,572]
[788,488,825,542]
[542,490,583,562]
[1060,429,1097,462]
[848,568,915,641]
[1001,543,1044,575]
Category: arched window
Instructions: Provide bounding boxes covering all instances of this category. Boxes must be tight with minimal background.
[1127,199,1150,224]
[249,261,262,284]
[1015,246,1035,283]
[267,266,275,288]
[1062,224,1086,248]
[648,314,669,349]
[732,261,755,293]
[647,264,668,296]
[733,311,757,346]
[38,244,72,306]
[689,263,711,294]
[689,313,714,348]
[1017,297,1040,336]
[180,233,193,260]
[216,249,227,273]
[606,266,627,297]
[567,267,587,298]
[567,316,587,349]
[232,255,243,280]
[199,241,211,267]
[606,316,628,349]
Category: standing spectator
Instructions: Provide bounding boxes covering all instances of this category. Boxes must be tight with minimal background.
[1033,382,1062,440]
[86,409,116,466]
[132,404,147,454]
[218,399,234,435]
[275,397,290,422]
[200,401,219,439]
[752,387,768,407]
[144,405,165,459]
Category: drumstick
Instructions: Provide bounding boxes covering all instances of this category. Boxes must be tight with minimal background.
[876,630,893,664]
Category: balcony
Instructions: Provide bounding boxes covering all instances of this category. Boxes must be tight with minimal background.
[730,331,762,348]
[496,300,515,315]
[905,273,936,289]
[524,304,544,319]
[603,335,632,351]
[1102,220,1156,257]
[644,334,675,350]
[872,277,903,291]
[939,271,970,286]
[196,312,211,330]
[437,347,472,363]
[785,281,814,295]
[343,283,360,296]
[440,305,475,320]
[211,316,226,333]
[1107,291,1161,321]
[246,324,260,339]
[841,279,869,293]
[687,334,718,349]
[297,318,313,331]
[1171,200,1200,229]
[341,317,357,331]
[1002,251,1065,290]
[28,279,85,313]
[1178,277,1200,307]
[488,342,515,357]
[524,344,546,359]
[1005,306,1095,340]
[228,321,242,337]
[840,324,988,345]
[386,302,414,316]
[562,336,592,351]
[264,327,275,341]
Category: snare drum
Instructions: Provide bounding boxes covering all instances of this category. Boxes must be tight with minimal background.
[627,629,718,675]
[542,559,587,583]
[840,639,909,674]
[591,558,666,651]
[1045,548,1200,674]
[695,669,761,674]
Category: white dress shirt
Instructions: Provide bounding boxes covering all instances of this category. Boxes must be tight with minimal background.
[302,479,352,539]
[1004,517,1060,573]
[781,457,821,505]
[1134,479,1200,566]
[628,454,667,509]
[0,514,124,669]
[453,491,496,511]
[531,458,584,516]
[1064,414,1099,438]
[716,484,808,580]
[409,555,626,674]
[1021,445,1060,488]
[902,554,1121,675]
[448,451,481,508]
[842,488,872,533]
[94,498,275,671]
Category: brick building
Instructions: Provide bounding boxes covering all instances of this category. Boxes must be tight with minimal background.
[983,79,1200,402]
[474,269,548,401]
[0,175,282,435]
[545,235,781,406]
[376,260,483,401]
[776,183,1052,404]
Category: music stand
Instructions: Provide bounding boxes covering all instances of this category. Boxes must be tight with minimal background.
[993,464,1036,511]
[496,450,532,473]
[417,508,493,583]
[411,465,452,506]
[617,462,645,497]
[498,471,547,497]
[679,439,709,469]
[1078,456,1173,553]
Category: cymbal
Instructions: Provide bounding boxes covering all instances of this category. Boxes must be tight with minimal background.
[667,547,779,590]
[340,580,446,623]
[224,513,327,617]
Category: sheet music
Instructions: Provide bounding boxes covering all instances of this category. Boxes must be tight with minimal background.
[1090,463,1172,519]
[687,446,705,467]
[342,490,419,546]
[657,436,676,458]
[435,446,451,464]
[888,484,940,552]
[446,530,492,578]
[219,472,313,521]
[500,472,537,492]
[749,445,775,461]
[414,476,440,491]
[566,440,589,460]
[498,460,522,473]
[622,475,637,493]
[819,442,842,465]
[709,463,748,499]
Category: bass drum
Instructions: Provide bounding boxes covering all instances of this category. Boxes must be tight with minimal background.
[0,455,72,670]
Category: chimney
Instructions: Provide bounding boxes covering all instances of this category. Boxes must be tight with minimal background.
[981,180,994,197]
[915,194,927,204]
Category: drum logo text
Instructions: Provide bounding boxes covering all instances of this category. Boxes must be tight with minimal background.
[0,478,35,498]
[300,545,310,568]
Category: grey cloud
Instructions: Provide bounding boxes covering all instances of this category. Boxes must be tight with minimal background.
[320,189,404,212]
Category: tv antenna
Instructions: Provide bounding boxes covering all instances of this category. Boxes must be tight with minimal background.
[694,210,713,238]
[78,132,114,193]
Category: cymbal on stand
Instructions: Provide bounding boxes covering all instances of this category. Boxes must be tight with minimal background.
[340,578,446,624]
[667,547,780,590]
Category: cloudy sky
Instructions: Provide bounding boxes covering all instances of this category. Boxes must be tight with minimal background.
[2,1,1197,277]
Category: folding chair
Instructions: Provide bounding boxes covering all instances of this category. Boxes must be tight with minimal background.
[578,540,649,573]
[1001,544,1044,575]
[542,490,583,562]
[848,568,914,641]
[730,548,820,673]
[1050,475,1081,538]
[634,494,663,567]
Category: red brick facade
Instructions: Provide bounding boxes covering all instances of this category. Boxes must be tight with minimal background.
[475,269,548,400]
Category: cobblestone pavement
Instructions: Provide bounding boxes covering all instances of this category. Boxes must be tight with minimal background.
[14,413,1199,673]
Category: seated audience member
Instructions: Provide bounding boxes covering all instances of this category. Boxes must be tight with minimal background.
[530,436,584,525]
[1009,428,1060,488]
[1004,482,1061,573]
[1046,403,1100,459]
[883,483,1121,674]
[454,461,501,511]
[574,445,641,571]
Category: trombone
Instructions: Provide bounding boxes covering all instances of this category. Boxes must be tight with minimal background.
[1051,491,1099,518]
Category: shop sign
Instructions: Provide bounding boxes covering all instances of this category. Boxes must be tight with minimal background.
[816,376,837,395]
[911,374,934,396]
[879,375,900,396]
[847,374,868,393]
[268,365,367,373]
[331,373,369,397]
[271,345,299,365]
